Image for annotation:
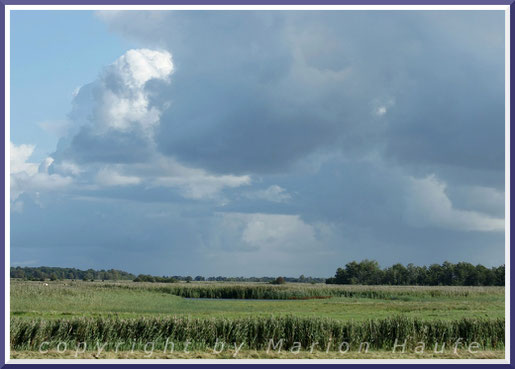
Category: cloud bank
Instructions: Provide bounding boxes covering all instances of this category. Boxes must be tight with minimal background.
[10,11,505,275]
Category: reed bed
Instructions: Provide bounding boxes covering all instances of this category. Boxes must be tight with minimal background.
[132,283,503,300]
[12,279,503,300]
[11,315,504,352]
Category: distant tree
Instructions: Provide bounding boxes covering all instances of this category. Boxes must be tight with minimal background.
[11,267,25,279]
[185,276,193,283]
[427,264,443,286]
[384,263,408,285]
[494,265,505,286]
[271,276,285,285]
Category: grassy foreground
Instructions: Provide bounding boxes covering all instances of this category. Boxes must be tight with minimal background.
[11,315,504,351]
[10,280,505,359]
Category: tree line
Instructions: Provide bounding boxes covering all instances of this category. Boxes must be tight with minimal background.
[133,274,178,283]
[10,266,136,281]
[10,266,325,283]
[11,261,505,286]
[325,260,505,286]
[133,274,325,283]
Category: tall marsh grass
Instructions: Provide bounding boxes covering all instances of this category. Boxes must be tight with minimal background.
[53,281,502,301]
[11,315,504,351]
[130,283,503,300]
[12,280,504,301]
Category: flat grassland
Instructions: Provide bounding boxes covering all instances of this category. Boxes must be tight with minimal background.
[10,280,505,360]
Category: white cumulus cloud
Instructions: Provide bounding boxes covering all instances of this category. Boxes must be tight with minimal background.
[220,212,330,251]
[10,142,73,203]
[244,185,292,203]
[86,49,173,135]
[111,49,173,88]
[152,157,251,199]
[10,142,38,175]
[96,167,142,187]
[404,174,504,232]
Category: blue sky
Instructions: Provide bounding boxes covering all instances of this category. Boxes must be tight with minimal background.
[10,10,505,277]
[11,11,136,161]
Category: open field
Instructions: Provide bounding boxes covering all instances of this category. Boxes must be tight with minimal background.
[10,280,505,359]
[11,280,505,320]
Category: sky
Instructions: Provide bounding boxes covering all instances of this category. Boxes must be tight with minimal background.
[9,10,506,277]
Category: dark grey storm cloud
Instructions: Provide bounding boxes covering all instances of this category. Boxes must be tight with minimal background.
[101,11,504,183]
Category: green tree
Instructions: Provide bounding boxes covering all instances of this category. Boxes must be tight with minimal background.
[271,276,285,285]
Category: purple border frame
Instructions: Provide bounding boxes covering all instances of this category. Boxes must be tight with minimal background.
[0,1,513,368]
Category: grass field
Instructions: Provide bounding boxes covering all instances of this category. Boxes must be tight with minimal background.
[10,280,506,360]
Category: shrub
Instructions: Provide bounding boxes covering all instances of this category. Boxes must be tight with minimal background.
[271,277,285,285]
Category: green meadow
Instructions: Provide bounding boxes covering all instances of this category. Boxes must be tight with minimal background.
[10,280,505,359]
